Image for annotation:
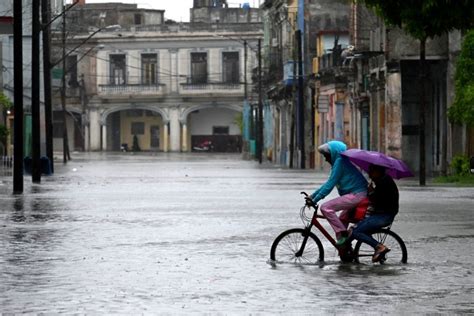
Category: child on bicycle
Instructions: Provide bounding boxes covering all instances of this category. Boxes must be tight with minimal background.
[348,164,399,262]
[308,141,368,246]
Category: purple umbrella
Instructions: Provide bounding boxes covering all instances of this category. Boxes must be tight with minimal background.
[341,149,414,179]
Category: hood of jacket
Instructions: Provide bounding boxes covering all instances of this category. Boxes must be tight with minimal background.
[327,140,347,164]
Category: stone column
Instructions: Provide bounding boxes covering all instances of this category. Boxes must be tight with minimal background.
[89,108,101,151]
[84,124,90,151]
[169,108,181,152]
[181,122,188,152]
[163,122,169,152]
[385,72,402,158]
[101,124,107,151]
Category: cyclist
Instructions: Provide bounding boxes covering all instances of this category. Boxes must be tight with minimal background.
[348,163,399,262]
[308,140,368,245]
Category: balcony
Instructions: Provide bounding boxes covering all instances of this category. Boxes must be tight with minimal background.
[98,83,166,96]
[180,82,243,93]
[318,52,355,86]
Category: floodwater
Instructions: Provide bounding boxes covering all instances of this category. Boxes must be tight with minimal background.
[0,153,473,313]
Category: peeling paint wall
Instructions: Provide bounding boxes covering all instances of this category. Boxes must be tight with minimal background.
[385,72,402,159]
[388,28,448,60]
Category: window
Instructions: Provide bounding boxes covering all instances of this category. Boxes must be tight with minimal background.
[131,122,145,135]
[222,52,239,83]
[213,126,229,135]
[142,53,157,85]
[191,52,207,84]
[134,14,142,25]
[110,54,126,85]
[66,55,78,87]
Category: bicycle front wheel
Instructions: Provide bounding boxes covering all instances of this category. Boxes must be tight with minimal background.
[270,228,324,264]
[353,229,408,264]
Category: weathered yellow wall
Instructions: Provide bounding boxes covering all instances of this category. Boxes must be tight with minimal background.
[120,112,164,151]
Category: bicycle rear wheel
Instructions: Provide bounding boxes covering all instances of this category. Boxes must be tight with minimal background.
[270,228,324,264]
[353,229,408,264]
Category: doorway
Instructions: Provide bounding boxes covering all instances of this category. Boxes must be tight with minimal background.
[150,125,160,149]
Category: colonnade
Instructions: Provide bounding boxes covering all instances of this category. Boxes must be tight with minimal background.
[83,104,242,152]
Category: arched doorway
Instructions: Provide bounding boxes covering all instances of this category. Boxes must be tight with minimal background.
[102,107,168,152]
[183,105,242,153]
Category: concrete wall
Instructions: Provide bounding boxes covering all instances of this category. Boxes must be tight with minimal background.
[188,107,240,135]
[69,4,164,30]
[191,8,261,24]
[52,114,75,153]
[308,0,350,32]
[385,72,402,158]
[388,28,448,60]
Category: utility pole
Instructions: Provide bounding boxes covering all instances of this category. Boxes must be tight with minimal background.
[61,3,70,163]
[32,0,41,183]
[257,39,263,164]
[13,0,24,193]
[296,29,305,169]
[42,0,54,173]
[419,38,426,186]
[289,31,297,169]
[242,39,249,157]
[244,40,247,100]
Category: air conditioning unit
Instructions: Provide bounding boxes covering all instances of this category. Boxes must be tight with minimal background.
[271,38,278,47]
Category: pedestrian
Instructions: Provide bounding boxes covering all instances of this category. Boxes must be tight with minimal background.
[348,163,399,262]
[308,141,368,245]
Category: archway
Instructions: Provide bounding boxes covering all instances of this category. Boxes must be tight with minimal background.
[101,106,169,152]
[181,104,242,153]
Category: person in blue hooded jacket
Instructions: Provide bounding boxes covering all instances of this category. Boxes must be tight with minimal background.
[309,141,368,245]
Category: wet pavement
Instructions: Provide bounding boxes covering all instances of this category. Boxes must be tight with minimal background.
[0,153,473,313]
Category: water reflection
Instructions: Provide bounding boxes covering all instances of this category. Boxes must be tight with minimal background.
[333,262,405,276]
[0,153,473,313]
[1,194,65,304]
[10,196,26,222]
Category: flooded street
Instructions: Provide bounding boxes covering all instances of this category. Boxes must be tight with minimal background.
[0,153,473,313]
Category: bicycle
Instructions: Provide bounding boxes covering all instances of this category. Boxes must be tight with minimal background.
[270,192,408,265]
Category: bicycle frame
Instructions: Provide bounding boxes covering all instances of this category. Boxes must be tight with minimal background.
[295,205,349,259]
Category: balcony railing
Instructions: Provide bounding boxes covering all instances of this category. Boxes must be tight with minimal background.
[180,82,242,91]
[98,83,165,95]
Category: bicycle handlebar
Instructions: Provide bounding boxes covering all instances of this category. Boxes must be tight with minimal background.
[300,192,317,208]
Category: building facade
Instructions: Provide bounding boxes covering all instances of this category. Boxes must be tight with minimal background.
[53,1,263,153]
[341,3,454,175]
[261,0,350,168]
[260,0,469,178]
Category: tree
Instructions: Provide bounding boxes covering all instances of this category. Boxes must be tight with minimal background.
[0,92,12,155]
[132,135,141,152]
[357,0,474,185]
[448,30,474,127]
[0,92,12,110]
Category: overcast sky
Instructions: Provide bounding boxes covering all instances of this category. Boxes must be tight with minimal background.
[84,0,263,22]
